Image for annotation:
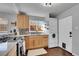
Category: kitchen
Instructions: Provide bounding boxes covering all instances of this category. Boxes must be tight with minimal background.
[0,3,77,56]
[0,11,49,56]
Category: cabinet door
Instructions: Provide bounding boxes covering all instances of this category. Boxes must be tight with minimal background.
[30,36,40,48]
[40,35,48,47]
[28,39,34,49]
[23,16,29,28]
[25,36,29,49]
[17,14,29,29]
[42,35,48,47]
[27,36,34,49]
[33,38,40,48]
[25,36,37,49]
[37,35,48,47]
[17,15,23,28]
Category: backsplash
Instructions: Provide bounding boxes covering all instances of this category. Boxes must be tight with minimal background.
[19,28,29,35]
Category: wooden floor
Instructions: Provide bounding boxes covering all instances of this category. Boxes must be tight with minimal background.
[41,47,73,56]
[26,47,73,56]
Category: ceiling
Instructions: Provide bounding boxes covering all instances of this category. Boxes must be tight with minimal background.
[0,3,77,17]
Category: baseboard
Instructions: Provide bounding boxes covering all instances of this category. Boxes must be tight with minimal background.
[72,53,78,56]
[48,46,59,49]
[58,46,79,56]
[55,46,74,56]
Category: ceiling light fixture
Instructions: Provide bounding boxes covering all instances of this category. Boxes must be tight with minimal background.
[41,3,53,7]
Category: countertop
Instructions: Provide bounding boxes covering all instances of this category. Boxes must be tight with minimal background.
[0,32,48,56]
[0,31,49,37]
[8,32,49,37]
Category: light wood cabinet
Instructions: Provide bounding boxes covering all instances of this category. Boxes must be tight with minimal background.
[16,14,29,29]
[25,35,48,50]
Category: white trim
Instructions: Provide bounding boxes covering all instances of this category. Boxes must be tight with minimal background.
[55,45,78,56]
[72,52,78,56]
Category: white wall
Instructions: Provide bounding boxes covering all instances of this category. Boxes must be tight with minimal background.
[57,4,79,55]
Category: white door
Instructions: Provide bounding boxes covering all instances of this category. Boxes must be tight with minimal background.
[59,16,72,53]
[48,18,58,48]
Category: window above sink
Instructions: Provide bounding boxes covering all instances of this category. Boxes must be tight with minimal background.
[29,16,48,32]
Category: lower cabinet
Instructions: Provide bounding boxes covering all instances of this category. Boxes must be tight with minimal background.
[25,35,48,50]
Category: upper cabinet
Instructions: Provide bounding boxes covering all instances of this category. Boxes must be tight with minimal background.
[0,18,8,32]
[16,14,29,29]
